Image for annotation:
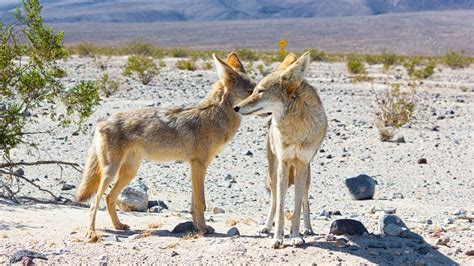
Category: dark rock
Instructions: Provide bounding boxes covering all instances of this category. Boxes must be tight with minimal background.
[244,150,253,156]
[395,136,406,143]
[171,251,179,257]
[14,168,25,176]
[344,174,376,200]
[61,183,76,191]
[417,158,427,164]
[329,219,368,236]
[171,221,196,234]
[226,227,240,237]
[147,200,168,212]
[9,250,47,264]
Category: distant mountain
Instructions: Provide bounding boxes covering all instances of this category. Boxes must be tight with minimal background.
[1,0,473,23]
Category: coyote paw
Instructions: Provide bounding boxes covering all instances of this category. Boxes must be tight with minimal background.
[85,230,99,243]
[272,239,284,249]
[258,226,271,234]
[290,236,305,247]
[303,228,315,236]
[114,223,130,231]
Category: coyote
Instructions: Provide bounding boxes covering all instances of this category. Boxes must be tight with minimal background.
[234,52,327,248]
[75,52,255,242]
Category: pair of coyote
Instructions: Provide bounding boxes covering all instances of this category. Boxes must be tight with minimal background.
[75,51,327,248]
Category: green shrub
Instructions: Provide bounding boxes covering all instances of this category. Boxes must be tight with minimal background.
[309,49,327,62]
[346,55,366,75]
[201,61,213,70]
[75,42,97,57]
[404,59,436,79]
[375,83,416,141]
[169,48,189,58]
[175,59,197,71]
[256,64,270,76]
[0,0,101,160]
[123,55,159,85]
[443,50,469,69]
[98,73,120,97]
[236,49,259,61]
[123,40,164,58]
[381,52,399,70]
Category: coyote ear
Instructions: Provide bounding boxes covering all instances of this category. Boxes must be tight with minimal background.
[280,52,310,95]
[213,53,239,85]
[277,53,298,70]
[226,52,246,73]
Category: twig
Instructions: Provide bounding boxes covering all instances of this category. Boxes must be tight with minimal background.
[0,160,82,172]
[0,169,60,200]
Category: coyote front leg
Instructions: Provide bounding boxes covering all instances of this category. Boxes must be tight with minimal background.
[190,160,214,234]
[272,161,289,249]
[290,163,308,246]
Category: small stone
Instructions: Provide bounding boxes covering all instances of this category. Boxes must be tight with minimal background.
[453,209,467,216]
[244,150,253,156]
[382,207,397,214]
[212,207,225,214]
[392,193,404,199]
[379,214,408,236]
[128,234,142,240]
[103,235,120,242]
[333,210,342,216]
[426,219,433,225]
[395,136,406,143]
[465,250,474,256]
[435,236,450,246]
[224,174,233,181]
[61,183,76,191]
[226,227,240,237]
[444,217,454,224]
[171,221,196,234]
[417,158,427,164]
[383,223,406,236]
[148,200,168,213]
[170,251,179,257]
[329,219,368,236]
[334,238,348,248]
[344,174,376,200]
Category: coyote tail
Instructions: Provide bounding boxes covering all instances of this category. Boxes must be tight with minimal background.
[75,133,102,202]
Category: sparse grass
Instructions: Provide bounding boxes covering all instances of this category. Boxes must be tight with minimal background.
[123,40,164,58]
[245,62,254,74]
[459,85,468,92]
[175,59,197,71]
[182,232,201,240]
[93,56,107,71]
[75,42,97,57]
[169,48,189,58]
[374,83,416,141]
[351,74,374,83]
[123,55,159,85]
[236,48,259,61]
[346,54,366,75]
[309,49,328,62]
[98,73,120,97]
[443,50,469,69]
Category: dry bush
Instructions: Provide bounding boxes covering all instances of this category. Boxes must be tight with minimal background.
[346,55,366,75]
[182,232,201,240]
[98,73,120,97]
[374,83,417,141]
[201,61,213,70]
[93,56,108,71]
[443,50,469,69]
[404,58,436,79]
[148,222,163,229]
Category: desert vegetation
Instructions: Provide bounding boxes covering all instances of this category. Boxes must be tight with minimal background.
[123,55,159,85]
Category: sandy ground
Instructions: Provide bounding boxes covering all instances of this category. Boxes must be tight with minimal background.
[1,56,473,265]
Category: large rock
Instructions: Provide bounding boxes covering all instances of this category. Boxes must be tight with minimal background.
[117,179,148,212]
[379,214,411,237]
[329,219,368,236]
[171,221,196,234]
[344,174,376,200]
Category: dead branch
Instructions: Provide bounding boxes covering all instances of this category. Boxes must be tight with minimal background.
[0,160,82,172]
[0,169,61,200]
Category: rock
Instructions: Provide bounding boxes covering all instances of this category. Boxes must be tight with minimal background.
[417,158,427,164]
[61,183,76,191]
[117,179,148,212]
[395,136,406,143]
[426,219,433,225]
[224,174,233,181]
[244,150,253,156]
[444,217,454,224]
[148,200,168,213]
[334,238,349,248]
[128,234,142,240]
[435,236,450,246]
[453,209,467,216]
[170,251,179,257]
[171,221,196,234]
[103,235,120,242]
[9,250,47,264]
[382,207,397,214]
[226,227,240,237]
[212,206,225,214]
[400,230,423,240]
[344,174,376,200]
[379,214,408,236]
[466,250,474,256]
[329,219,368,236]
[392,192,404,199]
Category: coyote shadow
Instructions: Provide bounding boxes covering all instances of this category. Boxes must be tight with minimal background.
[307,232,459,265]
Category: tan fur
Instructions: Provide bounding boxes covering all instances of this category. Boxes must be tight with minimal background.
[76,53,255,241]
[235,52,328,248]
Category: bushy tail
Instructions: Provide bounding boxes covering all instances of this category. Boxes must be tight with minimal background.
[75,140,101,202]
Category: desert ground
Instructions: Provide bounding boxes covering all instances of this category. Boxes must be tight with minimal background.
[0,55,473,265]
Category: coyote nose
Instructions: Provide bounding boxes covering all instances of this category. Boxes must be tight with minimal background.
[233,106,240,112]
